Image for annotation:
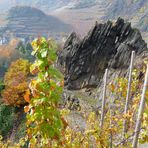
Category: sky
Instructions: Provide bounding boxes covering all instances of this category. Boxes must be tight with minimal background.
[0,0,12,11]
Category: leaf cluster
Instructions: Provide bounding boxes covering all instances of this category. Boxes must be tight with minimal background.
[2,59,31,107]
[25,38,64,147]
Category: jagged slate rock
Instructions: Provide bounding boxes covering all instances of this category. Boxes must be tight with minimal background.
[58,18,148,90]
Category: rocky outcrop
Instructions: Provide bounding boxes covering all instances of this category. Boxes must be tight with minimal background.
[58,18,148,90]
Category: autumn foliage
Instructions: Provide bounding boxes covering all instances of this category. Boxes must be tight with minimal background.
[2,59,30,106]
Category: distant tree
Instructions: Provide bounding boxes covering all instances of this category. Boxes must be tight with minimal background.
[2,59,31,107]
[16,41,34,62]
[0,39,21,77]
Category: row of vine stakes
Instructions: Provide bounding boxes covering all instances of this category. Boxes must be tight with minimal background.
[100,51,148,148]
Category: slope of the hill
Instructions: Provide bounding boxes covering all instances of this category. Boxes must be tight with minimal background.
[135,13,148,32]
[0,1,147,38]
[50,0,107,35]
[48,0,147,37]
[104,0,148,32]
[4,6,72,39]
[104,0,147,19]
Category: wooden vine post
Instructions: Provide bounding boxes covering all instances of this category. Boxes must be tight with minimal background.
[109,96,113,148]
[132,64,148,148]
[100,69,108,128]
[123,51,135,138]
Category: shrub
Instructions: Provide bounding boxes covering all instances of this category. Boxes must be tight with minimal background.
[0,104,16,137]
[16,41,34,62]
[2,59,30,107]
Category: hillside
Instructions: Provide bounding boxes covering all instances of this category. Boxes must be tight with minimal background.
[50,0,107,35]
[104,0,147,19]
[104,0,148,31]
[3,6,72,39]
[0,1,147,38]
[48,0,148,38]
[135,12,148,32]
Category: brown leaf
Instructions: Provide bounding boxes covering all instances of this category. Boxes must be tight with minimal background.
[24,89,31,103]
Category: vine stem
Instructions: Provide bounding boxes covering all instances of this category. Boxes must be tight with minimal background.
[132,64,148,148]
[115,128,143,146]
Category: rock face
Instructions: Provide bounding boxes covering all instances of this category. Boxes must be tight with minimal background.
[58,18,148,90]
